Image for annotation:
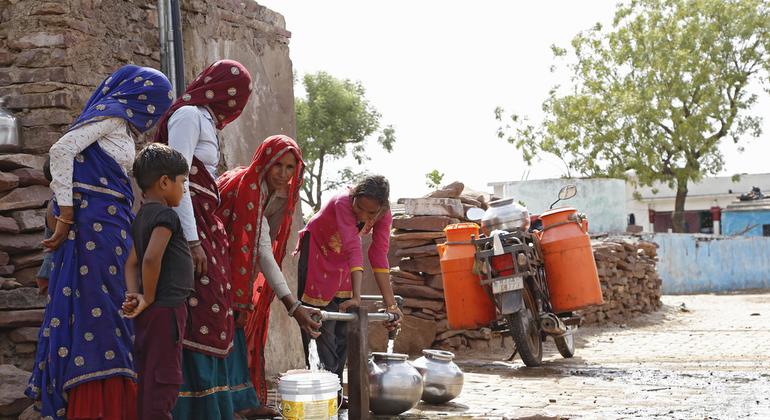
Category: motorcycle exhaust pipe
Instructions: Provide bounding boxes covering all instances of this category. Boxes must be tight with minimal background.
[540,313,567,335]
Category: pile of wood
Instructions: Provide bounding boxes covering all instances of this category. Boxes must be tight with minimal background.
[578,237,663,324]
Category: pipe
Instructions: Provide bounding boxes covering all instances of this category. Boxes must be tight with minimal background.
[361,294,405,307]
[169,0,185,96]
[157,0,175,90]
[306,307,401,323]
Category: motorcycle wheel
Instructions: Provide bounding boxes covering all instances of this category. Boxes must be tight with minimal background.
[554,326,576,358]
[505,284,543,367]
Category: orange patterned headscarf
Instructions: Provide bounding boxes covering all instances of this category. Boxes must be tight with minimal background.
[216,135,304,402]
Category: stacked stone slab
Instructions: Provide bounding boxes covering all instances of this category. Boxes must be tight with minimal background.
[0,154,48,416]
[368,182,496,354]
[379,181,665,353]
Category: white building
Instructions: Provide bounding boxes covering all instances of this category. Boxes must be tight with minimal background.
[626,173,770,233]
[487,178,627,233]
[489,173,770,234]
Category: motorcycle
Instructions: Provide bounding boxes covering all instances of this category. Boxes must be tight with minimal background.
[466,185,587,367]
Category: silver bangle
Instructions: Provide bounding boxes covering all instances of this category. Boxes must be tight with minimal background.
[287,300,302,317]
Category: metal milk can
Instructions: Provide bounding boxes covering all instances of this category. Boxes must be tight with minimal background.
[480,198,530,236]
[0,97,21,152]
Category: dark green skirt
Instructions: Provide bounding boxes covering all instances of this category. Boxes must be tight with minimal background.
[173,328,259,420]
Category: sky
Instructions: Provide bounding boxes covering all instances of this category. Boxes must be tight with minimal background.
[258,0,770,201]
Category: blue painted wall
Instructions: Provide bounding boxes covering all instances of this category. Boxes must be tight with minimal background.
[646,233,770,294]
[722,210,770,236]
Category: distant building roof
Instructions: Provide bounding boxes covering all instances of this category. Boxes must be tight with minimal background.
[632,173,770,201]
[724,198,770,212]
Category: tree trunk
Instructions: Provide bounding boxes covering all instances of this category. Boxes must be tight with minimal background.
[672,180,688,233]
[313,157,325,212]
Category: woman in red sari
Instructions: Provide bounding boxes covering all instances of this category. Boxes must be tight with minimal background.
[216,135,320,414]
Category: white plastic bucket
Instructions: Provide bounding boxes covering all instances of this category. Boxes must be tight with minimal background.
[279,372,341,420]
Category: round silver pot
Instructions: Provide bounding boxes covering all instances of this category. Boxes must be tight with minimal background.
[368,352,423,415]
[411,349,464,404]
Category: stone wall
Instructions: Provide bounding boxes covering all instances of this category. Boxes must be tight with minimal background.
[0,1,300,411]
[0,0,163,153]
[180,0,296,168]
[369,182,496,354]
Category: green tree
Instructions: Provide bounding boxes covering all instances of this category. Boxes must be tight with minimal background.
[425,169,445,189]
[296,71,395,211]
[496,0,770,232]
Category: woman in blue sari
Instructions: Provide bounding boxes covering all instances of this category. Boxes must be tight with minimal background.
[26,65,173,420]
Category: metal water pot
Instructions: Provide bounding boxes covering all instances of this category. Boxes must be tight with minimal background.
[368,352,423,415]
[0,97,21,152]
[411,349,464,404]
[481,198,530,235]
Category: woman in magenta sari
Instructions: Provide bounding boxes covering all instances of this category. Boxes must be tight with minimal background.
[296,175,402,402]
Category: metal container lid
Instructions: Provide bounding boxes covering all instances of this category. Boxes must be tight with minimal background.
[422,349,455,362]
[539,206,577,218]
[371,352,409,362]
[489,198,515,207]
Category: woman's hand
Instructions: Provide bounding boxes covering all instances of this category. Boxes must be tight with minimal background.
[190,242,208,275]
[234,309,249,328]
[35,278,49,295]
[384,305,403,331]
[338,297,361,313]
[42,206,74,251]
[292,306,322,338]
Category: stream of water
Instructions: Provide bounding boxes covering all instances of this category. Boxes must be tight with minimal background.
[387,338,395,353]
[308,339,322,371]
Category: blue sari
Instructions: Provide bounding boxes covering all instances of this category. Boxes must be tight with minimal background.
[26,143,136,419]
[25,64,172,420]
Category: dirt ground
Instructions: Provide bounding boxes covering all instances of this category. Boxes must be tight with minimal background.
[368,293,770,419]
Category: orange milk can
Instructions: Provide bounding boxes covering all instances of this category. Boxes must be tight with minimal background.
[437,223,497,330]
[539,207,603,313]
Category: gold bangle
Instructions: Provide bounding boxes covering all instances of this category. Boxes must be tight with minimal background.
[55,216,74,225]
[387,304,399,311]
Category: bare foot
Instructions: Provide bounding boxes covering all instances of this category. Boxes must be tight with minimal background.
[237,405,280,419]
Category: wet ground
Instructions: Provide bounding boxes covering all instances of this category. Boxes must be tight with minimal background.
[368,293,770,419]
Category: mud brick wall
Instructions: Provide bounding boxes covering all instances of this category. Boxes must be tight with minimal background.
[370,184,664,355]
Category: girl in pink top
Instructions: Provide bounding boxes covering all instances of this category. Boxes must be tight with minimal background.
[296,175,401,399]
